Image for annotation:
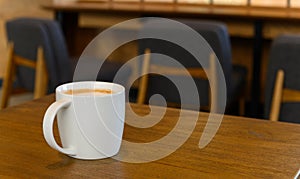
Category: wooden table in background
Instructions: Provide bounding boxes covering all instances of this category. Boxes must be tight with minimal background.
[0,95,300,178]
[42,2,300,117]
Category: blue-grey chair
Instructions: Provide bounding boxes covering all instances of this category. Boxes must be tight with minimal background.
[180,19,247,111]
[1,18,68,108]
[137,19,247,113]
[1,18,131,108]
[265,34,300,123]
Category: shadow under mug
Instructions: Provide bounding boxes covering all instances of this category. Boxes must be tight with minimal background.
[43,81,125,160]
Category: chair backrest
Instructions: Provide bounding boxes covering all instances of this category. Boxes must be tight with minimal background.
[265,34,300,123]
[137,48,218,111]
[137,19,230,110]
[5,18,72,92]
[0,42,48,109]
[179,19,232,89]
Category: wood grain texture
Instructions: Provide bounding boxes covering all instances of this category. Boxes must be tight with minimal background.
[0,94,300,178]
[137,48,150,105]
[270,69,284,122]
[42,1,300,20]
[0,43,15,109]
[282,88,300,102]
[33,47,48,99]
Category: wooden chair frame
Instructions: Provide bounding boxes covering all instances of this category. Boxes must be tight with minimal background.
[0,42,48,109]
[137,48,218,111]
[270,69,300,121]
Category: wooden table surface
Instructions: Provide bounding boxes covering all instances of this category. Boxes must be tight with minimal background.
[0,94,300,178]
[42,1,300,20]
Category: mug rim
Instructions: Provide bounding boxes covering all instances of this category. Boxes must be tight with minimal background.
[56,81,125,97]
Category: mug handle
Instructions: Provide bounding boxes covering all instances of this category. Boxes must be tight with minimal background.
[43,99,76,156]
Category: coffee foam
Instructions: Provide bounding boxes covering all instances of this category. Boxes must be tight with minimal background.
[64,89,113,96]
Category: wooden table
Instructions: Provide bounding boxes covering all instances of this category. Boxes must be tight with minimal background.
[0,94,300,178]
[42,2,300,117]
[42,2,300,20]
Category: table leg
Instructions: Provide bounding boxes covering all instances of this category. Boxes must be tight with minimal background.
[249,20,263,118]
[55,11,79,56]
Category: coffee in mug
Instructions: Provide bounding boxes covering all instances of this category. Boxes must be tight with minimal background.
[63,89,113,95]
[43,81,125,160]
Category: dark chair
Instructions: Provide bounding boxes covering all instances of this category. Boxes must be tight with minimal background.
[1,18,68,108]
[137,48,219,112]
[137,19,247,113]
[265,34,300,123]
[1,18,131,108]
[180,19,247,112]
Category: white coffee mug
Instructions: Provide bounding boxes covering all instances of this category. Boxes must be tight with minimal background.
[43,81,125,160]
